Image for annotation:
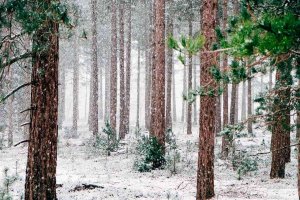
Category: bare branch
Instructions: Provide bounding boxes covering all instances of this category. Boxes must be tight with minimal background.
[1,82,32,103]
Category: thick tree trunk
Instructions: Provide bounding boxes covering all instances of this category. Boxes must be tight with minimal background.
[119,1,126,139]
[187,20,193,135]
[270,63,292,178]
[72,36,79,137]
[196,0,217,198]
[25,14,59,200]
[90,0,99,135]
[124,2,132,135]
[110,0,118,131]
[150,0,156,135]
[165,14,173,130]
[221,0,229,158]
[152,0,165,148]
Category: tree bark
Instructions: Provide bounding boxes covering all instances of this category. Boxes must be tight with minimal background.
[165,12,173,130]
[247,68,253,134]
[90,0,99,136]
[152,0,166,148]
[124,1,132,135]
[25,10,59,199]
[118,1,126,139]
[196,0,217,198]
[136,45,141,128]
[241,80,247,121]
[221,0,229,158]
[187,19,193,135]
[72,35,79,137]
[110,0,118,131]
[230,84,237,125]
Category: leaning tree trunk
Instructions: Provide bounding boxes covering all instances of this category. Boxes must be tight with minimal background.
[90,0,99,136]
[221,0,229,158]
[72,35,79,137]
[25,11,59,200]
[110,0,118,131]
[118,1,126,139]
[196,0,217,199]
[152,0,165,148]
[165,13,174,130]
[124,2,132,135]
[187,19,193,135]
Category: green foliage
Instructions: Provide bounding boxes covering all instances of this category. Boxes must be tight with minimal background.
[134,136,165,172]
[94,121,119,156]
[165,129,180,175]
[234,153,258,180]
[0,168,18,200]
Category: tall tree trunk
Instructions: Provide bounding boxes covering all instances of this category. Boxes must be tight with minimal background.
[269,69,273,90]
[297,78,300,140]
[91,0,99,135]
[124,2,132,135]
[187,19,193,135]
[25,11,59,199]
[150,0,157,136]
[172,57,177,122]
[110,0,118,131]
[193,57,197,125]
[230,84,237,125]
[72,35,79,137]
[234,84,239,123]
[105,55,110,121]
[98,53,103,120]
[247,68,253,134]
[152,0,165,148]
[182,63,187,122]
[196,0,217,198]
[118,1,126,139]
[241,81,246,121]
[221,0,229,158]
[7,68,13,147]
[58,62,65,129]
[136,45,141,128]
[165,13,173,130]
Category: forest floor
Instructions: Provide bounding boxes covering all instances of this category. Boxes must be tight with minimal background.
[0,123,298,200]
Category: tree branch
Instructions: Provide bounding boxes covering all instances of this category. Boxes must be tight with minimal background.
[0,51,32,69]
[250,143,299,157]
[14,140,29,147]
[1,82,32,103]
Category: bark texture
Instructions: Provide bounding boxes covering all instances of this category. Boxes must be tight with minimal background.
[196,0,217,198]
[25,9,59,199]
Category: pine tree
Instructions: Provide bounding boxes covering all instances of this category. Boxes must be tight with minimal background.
[196,0,217,198]
[72,33,79,137]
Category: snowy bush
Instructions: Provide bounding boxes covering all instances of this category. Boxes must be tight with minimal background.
[165,129,181,174]
[94,121,119,156]
[134,136,165,172]
[232,151,258,180]
[0,168,18,200]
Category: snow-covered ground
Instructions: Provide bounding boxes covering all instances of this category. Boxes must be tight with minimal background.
[0,123,298,200]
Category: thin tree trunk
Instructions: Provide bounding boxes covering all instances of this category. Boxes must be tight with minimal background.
[230,84,237,125]
[58,62,65,129]
[124,1,132,135]
[241,80,246,121]
[196,0,217,198]
[187,19,193,135]
[72,35,79,137]
[297,78,300,140]
[247,68,253,134]
[7,68,13,147]
[172,57,177,122]
[152,0,165,148]
[165,13,173,130]
[221,0,229,158]
[98,53,103,120]
[105,55,110,121]
[235,84,239,123]
[25,12,59,199]
[110,0,118,131]
[193,57,197,125]
[136,45,141,128]
[182,63,187,122]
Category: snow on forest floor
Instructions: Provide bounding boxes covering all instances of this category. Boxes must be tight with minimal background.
[0,123,298,200]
